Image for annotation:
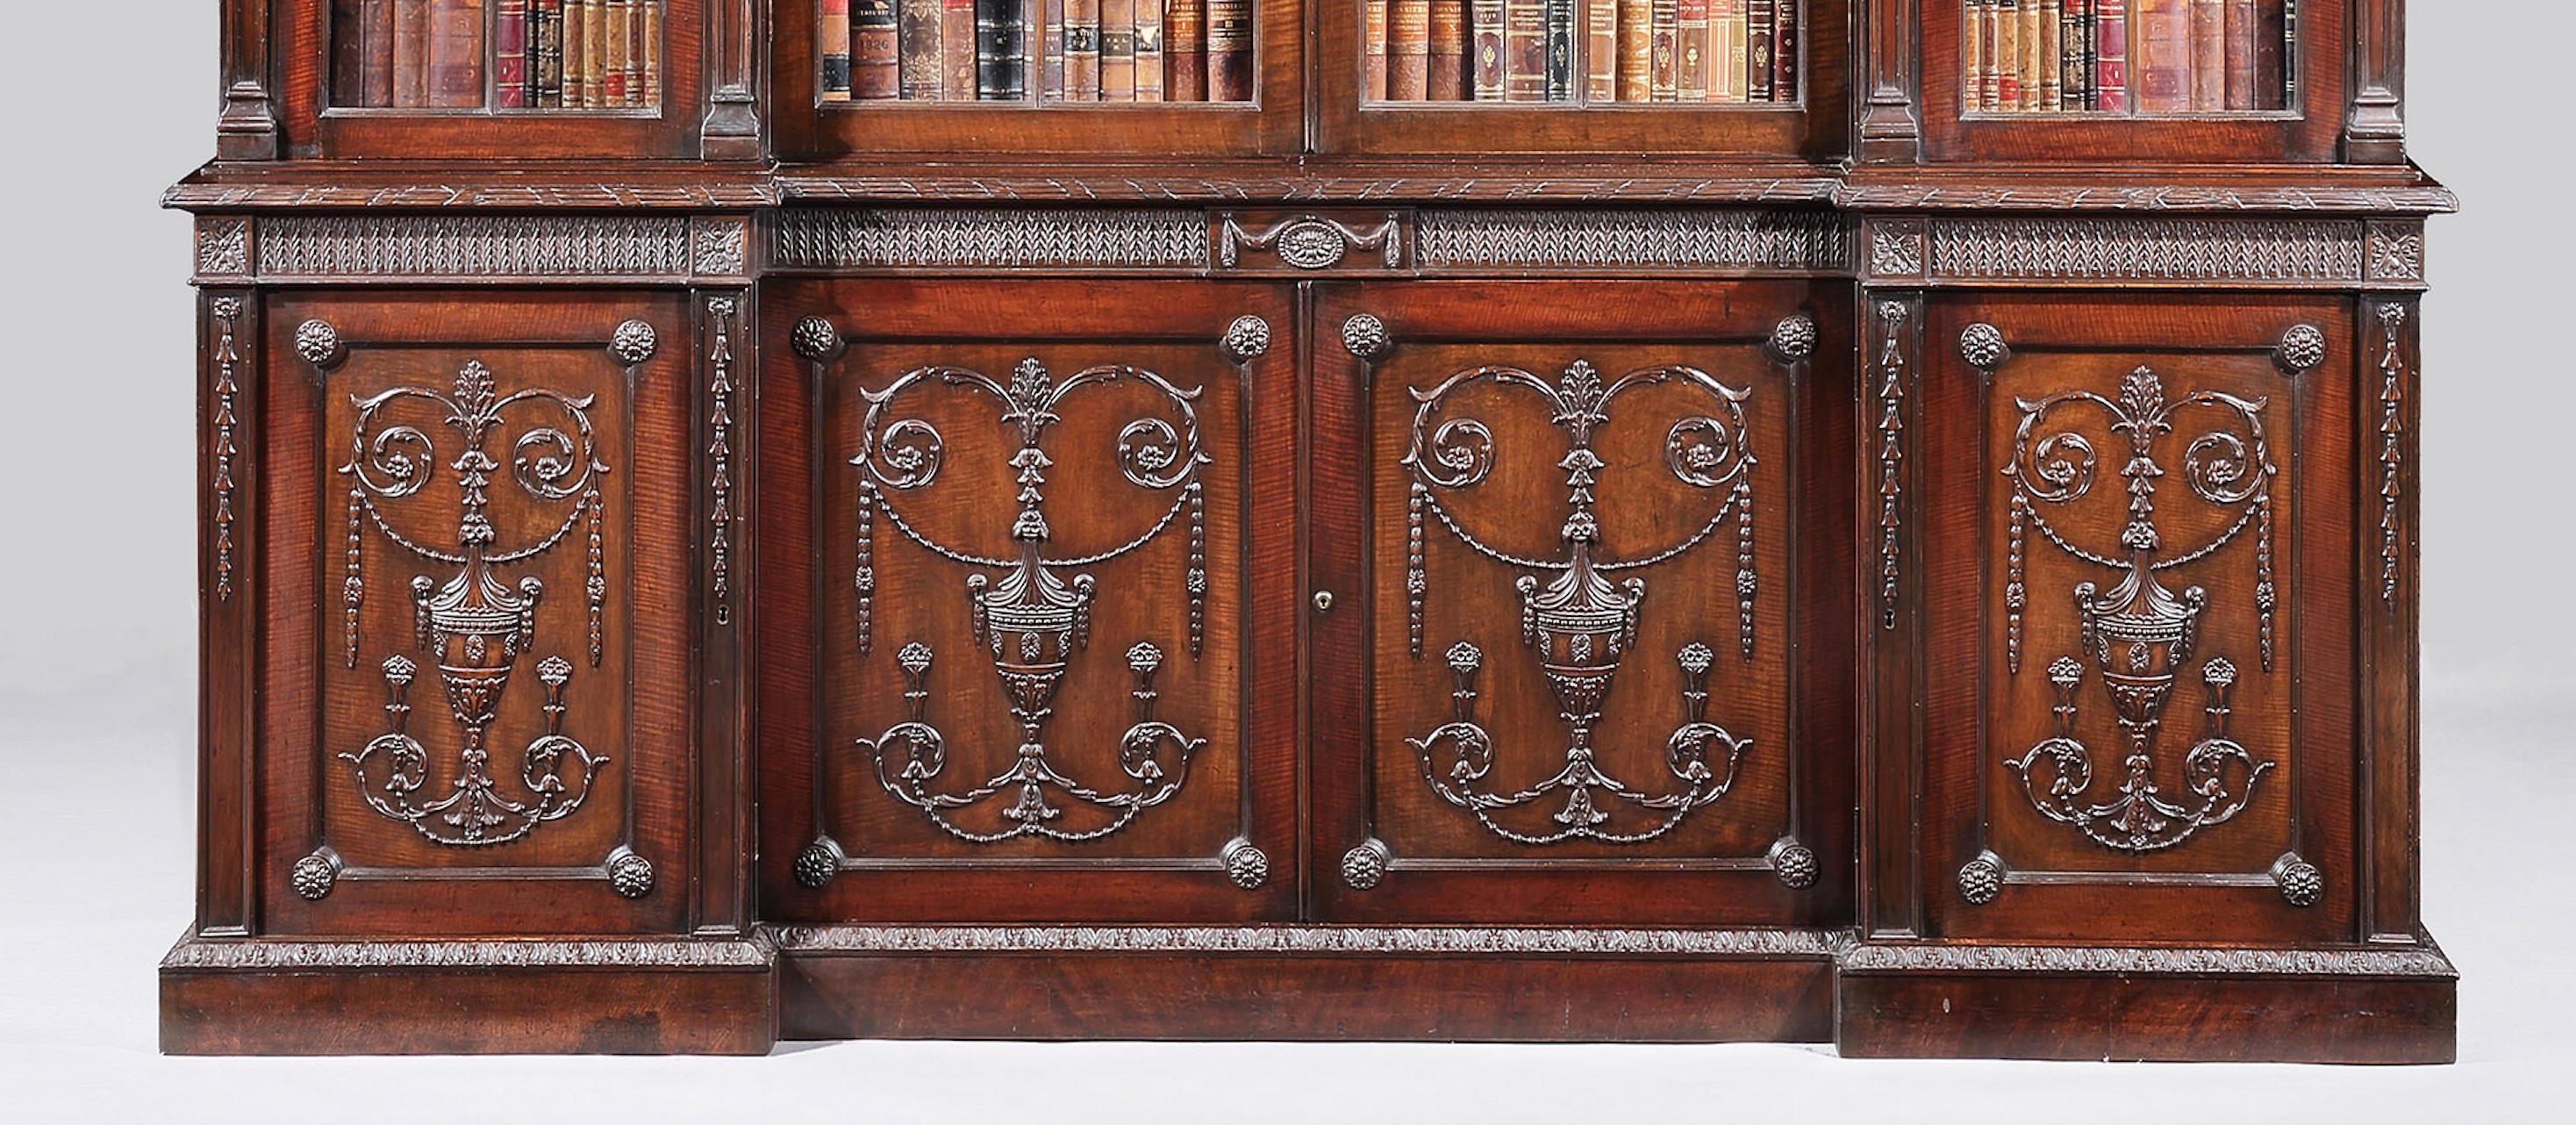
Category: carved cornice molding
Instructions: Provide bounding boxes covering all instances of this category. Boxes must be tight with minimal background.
[771,207,1211,270]
[256,214,696,280]
[165,183,783,210]
[161,936,773,971]
[1838,183,2460,214]
[1416,209,1852,273]
[1921,217,2369,284]
[1839,943,2457,978]
[771,925,1852,957]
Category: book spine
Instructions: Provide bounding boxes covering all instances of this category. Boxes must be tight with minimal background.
[850,1,896,99]
[1136,0,1163,101]
[2038,1,2060,111]
[1099,0,1133,99]
[2250,0,2282,109]
[2187,0,2222,111]
[333,0,368,108]
[428,0,486,109]
[1432,0,1471,100]
[1365,1,1390,100]
[2281,0,2297,103]
[977,0,1023,100]
[361,0,397,107]
[1744,0,1770,101]
[536,0,563,107]
[1711,0,1740,104]
[898,0,941,99]
[1392,0,1430,98]
[1066,0,1102,98]
[1585,0,1614,101]
[1617,0,1650,103]
[1166,0,1204,100]
[820,0,853,101]
[1206,0,1251,99]
[496,1,528,107]
[2095,0,2127,111]
[560,0,583,105]
[2132,0,2186,111]
[640,0,660,105]
[2222,0,2256,110]
[1649,0,1677,102]
[1503,0,1544,102]
[2062,0,2092,110]
[602,0,632,105]
[1471,0,1507,100]
[623,0,645,105]
[2015,0,2041,109]
[1991,0,2018,109]
[1962,0,1985,111]
[938,0,974,99]
[1039,0,1064,98]
[393,0,432,106]
[1675,0,1707,101]
[582,0,606,106]
[1771,0,1792,99]
[1543,0,1574,101]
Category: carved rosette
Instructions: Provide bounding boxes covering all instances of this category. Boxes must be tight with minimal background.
[1959,323,2009,371]
[2275,323,2327,375]
[1223,314,1271,362]
[1222,837,1270,891]
[1766,313,1818,365]
[793,838,844,890]
[607,848,655,899]
[2275,854,2324,908]
[791,316,844,362]
[608,319,659,367]
[290,850,340,901]
[1957,852,2007,906]
[295,319,345,370]
[1770,837,1819,891]
[1342,313,1391,361]
[1342,838,1392,891]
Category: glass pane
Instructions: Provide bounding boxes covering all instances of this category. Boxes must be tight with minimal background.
[1958,0,2294,116]
[821,0,1256,104]
[332,1,668,111]
[1363,0,1804,106]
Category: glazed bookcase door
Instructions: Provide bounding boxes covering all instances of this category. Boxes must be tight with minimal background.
[1919,1,2346,161]
[773,0,1303,158]
[259,291,691,936]
[1318,1,1849,155]
[761,280,1298,923]
[285,1,714,159]
[1914,293,2357,943]
[1312,281,1852,927]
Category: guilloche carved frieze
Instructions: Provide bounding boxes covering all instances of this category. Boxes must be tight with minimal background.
[771,208,1211,270]
[1414,209,1852,273]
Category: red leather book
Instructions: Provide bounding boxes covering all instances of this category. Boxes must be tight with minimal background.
[1366,1,1390,101]
[855,0,899,99]
[1066,0,1102,99]
[1206,0,1252,99]
[2222,0,2257,110]
[1471,0,1507,100]
[1503,0,1545,102]
[1616,0,1649,102]
[2251,0,2285,109]
[2132,0,2186,111]
[1165,0,1206,100]
[429,0,487,109]
[1676,0,1707,101]
[1770,0,1793,99]
[899,0,943,99]
[1430,0,1470,100]
[943,0,978,100]
[2187,0,2222,110]
[497,0,530,108]
[1392,0,1431,99]
[1136,0,1163,101]
[1743,0,1770,101]
[2094,0,2128,111]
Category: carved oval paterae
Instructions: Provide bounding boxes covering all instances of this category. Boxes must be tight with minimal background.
[1275,220,1349,269]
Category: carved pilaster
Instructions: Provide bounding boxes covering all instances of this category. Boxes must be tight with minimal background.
[696,290,754,935]
[2346,0,2408,163]
[1857,0,1922,163]
[198,290,260,937]
[215,0,277,160]
[2362,292,2423,945]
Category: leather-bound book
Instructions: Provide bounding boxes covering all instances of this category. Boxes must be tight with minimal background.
[899,0,943,99]
[1431,0,1470,100]
[1041,0,1065,99]
[497,0,530,107]
[429,0,487,109]
[2222,0,2256,110]
[2062,0,2093,110]
[854,1,899,99]
[361,0,397,107]
[1366,1,1390,101]
[2094,0,2126,110]
[1206,0,1251,99]
[1585,0,1614,101]
[1649,0,1677,101]
[2187,0,2222,110]
[599,0,628,104]
[582,0,607,105]
[1617,0,1650,102]
[2037,1,2060,111]
[1102,0,1136,100]
[1677,0,1707,101]
[640,0,660,104]
[821,0,853,100]
[533,0,563,106]
[1165,0,1205,100]
[1543,0,1574,101]
[2132,0,2187,111]
[560,0,584,105]
[1991,0,2019,109]
[1961,0,1984,110]
[1744,0,1770,101]
[393,0,432,106]
[1392,0,1430,99]
[2280,0,2296,102]
[977,0,1025,100]
[333,0,366,108]
[2014,0,2038,109]
[622,0,646,105]
[1470,0,1506,99]
[1713,0,1742,104]
[1135,0,1163,101]
[2251,0,2284,109]
[1066,0,1101,99]
[1770,0,1792,99]
[943,0,978,100]
[1503,0,1544,101]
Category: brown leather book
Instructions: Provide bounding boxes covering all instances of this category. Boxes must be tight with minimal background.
[1503,0,1544,101]
[360,0,397,107]
[898,0,942,99]
[1366,1,1390,101]
[1136,0,1163,101]
[1714,0,1742,104]
[560,0,584,106]
[1963,0,1986,110]
[333,0,366,108]
[2038,0,2061,111]
[1206,0,1252,99]
[1392,0,1430,99]
[2188,0,2223,110]
[392,0,432,106]
[2011,0,2036,109]
[1166,0,1206,100]
[429,0,487,109]
[599,0,628,104]
[2222,0,2257,110]
[1648,0,1677,101]
[1583,0,1614,101]
[853,0,898,99]
[1470,0,1506,99]
[1040,0,1064,98]
[1430,0,1470,101]
[533,0,563,106]
[2250,0,2284,109]
[640,0,661,105]
[1616,0,1649,102]
[1770,0,1792,99]
[2132,0,2186,111]
[582,0,607,106]
[943,0,978,100]
[1677,0,1707,101]
[1067,0,1102,99]
[1102,0,1135,100]
[1993,0,2018,109]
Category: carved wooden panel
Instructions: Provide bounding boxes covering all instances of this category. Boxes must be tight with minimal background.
[259,291,691,937]
[1914,294,2359,944]
[1312,281,1853,928]
[761,280,1297,923]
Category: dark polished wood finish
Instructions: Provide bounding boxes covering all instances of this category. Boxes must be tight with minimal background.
[165,2,2453,1062]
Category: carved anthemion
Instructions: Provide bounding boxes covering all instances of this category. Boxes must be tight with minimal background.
[849,356,1215,843]
[1403,358,1760,844]
[333,357,613,847]
[2000,365,2279,854]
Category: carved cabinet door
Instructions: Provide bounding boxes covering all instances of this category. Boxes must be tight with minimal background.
[1907,294,2362,944]
[258,292,692,936]
[1311,282,1853,927]
[762,280,1297,922]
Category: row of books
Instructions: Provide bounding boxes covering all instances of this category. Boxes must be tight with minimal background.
[1367,0,1799,104]
[820,1,1256,102]
[332,1,665,110]
[1963,0,2292,114]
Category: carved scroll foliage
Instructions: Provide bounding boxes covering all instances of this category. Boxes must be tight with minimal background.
[334,359,613,847]
[2000,366,2279,854]
[851,357,1214,843]
[1404,359,1760,845]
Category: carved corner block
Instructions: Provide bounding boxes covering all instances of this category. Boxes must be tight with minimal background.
[195,217,252,283]
[691,217,755,281]
[2366,220,2429,289]
[1861,217,1928,285]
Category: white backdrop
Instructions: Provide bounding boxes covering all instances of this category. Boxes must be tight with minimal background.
[0,4,2565,1121]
